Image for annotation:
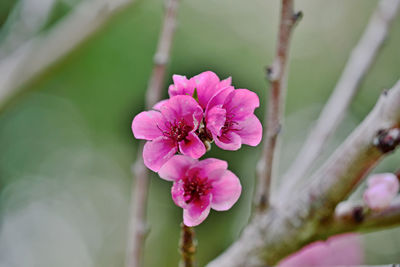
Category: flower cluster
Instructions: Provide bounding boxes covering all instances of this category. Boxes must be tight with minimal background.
[132,71,262,172]
[131,71,262,226]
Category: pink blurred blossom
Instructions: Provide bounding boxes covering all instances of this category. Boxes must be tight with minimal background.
[363,173,399,211]
[132,95,205,171]
[205,86,262,150]
[278,233,364,267]
[168,71,232,109]
[158,155,241,226]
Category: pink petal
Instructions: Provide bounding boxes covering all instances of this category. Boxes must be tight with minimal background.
[323,234,363,265]
[132,111,165,140]
[153,99,168,111]
[205,86,234,113]
[171,180,188,208]
[161,95,203,130]
[236,114,263,146]
[191,71,221,109]
[217,77,232,89]
[224,89,260,121]
[178,132,206,159]
[214,131,242,151]
[143,137,177,172]
[168,75,195,97]
[158,155,197,181]
[209,169,241,211]
[205,106,226,136]
[183,195,212,227]
[278,233,363,267]
[189,158,228,178]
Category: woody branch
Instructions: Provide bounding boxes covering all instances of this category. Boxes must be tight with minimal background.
[126,0,180,267]
[255,0,302,211]
[280,0,400,199]
[207,78,400,266]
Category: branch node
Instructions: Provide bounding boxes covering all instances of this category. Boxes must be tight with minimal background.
[267,60,282,82]
[275,123,282,135]
[136,220,150,236]
[265,66,273,81]
[382,88,389,96]
[373,127,400,153]
[352,206,365,223]
[292,11,303,24]
[153,53,169,66]
[257,194,268,211]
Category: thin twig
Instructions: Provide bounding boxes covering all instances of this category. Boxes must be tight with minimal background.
[0,0,134,108]
[280,0,400,198]
[126,0,180,266]
[126,144,150,267]
[145,0,180,108]
[0,0,56,60]
[332,197,400,234]
[179,224,197,267]
[207,80,400,267]
[255,0,302,210]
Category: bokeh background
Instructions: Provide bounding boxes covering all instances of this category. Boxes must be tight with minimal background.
[0,0,400,266]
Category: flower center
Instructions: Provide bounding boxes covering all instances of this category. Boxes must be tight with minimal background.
[163,120,192,142]
[221,113,238,134]
[183,176,212,204]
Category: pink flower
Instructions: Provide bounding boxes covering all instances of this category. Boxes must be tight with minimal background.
[278,233,364,267]
[363,173,399,211]
[132,95,206,172]
[168,71,232,109]
[158,155,241,226]
[205,86,262,150]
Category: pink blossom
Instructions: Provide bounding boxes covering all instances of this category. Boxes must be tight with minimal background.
[205,86,262,150]
[363,173,399,211]
[278,233,364,267]
[168,71,232,109]
[132,95,206,172]
[158,155,241,226]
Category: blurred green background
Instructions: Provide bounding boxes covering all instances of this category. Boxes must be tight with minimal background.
[0,0,399,266]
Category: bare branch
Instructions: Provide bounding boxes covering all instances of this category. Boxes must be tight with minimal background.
[126,0,180,266]
[331,196,400,234]
[0,0,56,60]
[0,0,133,107]
[207,80,400,267]
[255,0,302,210]
[145,0,180,108]
[303,80,400,217]
[126,144,151,267]
[280,0,400,198]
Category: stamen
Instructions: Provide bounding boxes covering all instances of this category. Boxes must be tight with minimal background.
[222,113,239,134]
[183,175,212,204]
[162,119,192,142]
